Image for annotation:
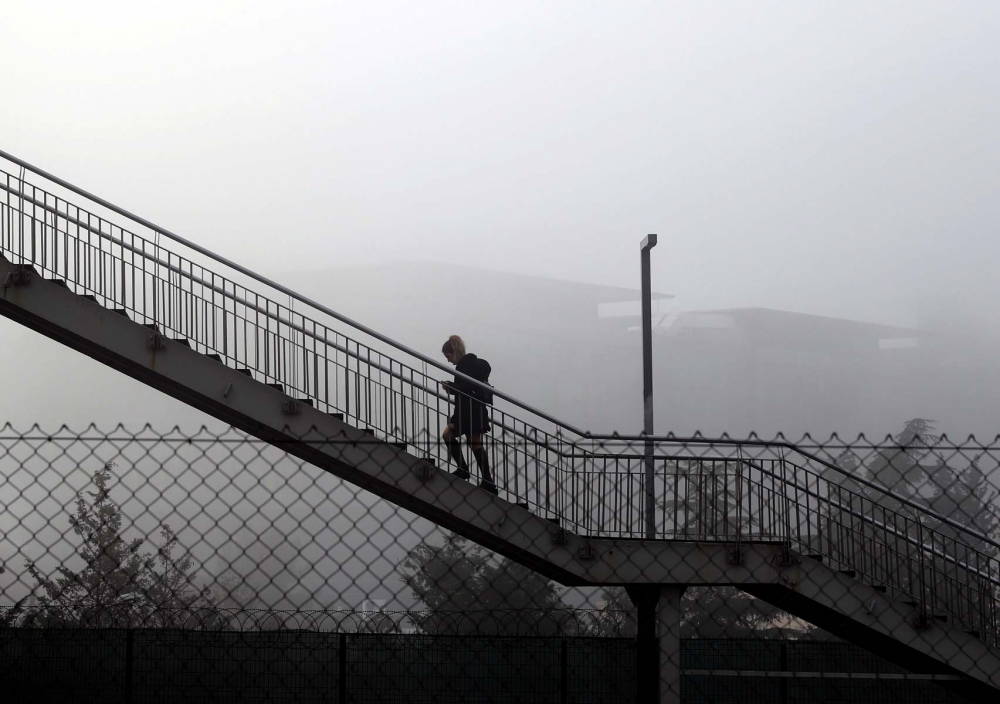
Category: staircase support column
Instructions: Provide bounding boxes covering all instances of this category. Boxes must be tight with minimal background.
[628,585,686,704]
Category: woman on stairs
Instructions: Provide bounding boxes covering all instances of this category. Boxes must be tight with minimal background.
[441,335,497,495]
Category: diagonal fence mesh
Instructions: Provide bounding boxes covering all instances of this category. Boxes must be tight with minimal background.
[0,423,997,702]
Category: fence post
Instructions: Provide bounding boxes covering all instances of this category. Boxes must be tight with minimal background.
[779,640,788,704]
[339,632,348,703]
[125,628,134,704]
[560,639,568,704]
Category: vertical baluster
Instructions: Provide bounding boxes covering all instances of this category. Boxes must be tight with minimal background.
[673,464,680,538]
[313,320,320,407]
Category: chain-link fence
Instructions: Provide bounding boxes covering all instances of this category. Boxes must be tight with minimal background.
[0,423,997,702]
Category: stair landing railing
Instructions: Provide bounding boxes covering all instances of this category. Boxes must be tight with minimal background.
[582,433,1000,647]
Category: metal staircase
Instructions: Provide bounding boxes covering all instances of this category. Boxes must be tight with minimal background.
[1,149,998,700]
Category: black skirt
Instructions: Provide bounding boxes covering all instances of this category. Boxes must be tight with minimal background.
[451,395,491,436]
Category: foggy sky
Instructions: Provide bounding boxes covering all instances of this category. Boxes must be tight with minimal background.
[2,1,999,334]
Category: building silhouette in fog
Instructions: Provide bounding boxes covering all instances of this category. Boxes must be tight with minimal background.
[297,263,990,439]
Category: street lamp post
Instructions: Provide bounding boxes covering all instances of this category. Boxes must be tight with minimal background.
[640,234,657,540]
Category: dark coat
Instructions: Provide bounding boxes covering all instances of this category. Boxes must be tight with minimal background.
[450,353,492,436]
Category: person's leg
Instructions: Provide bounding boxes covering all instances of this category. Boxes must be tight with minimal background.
[469,433,496,492]
[443,424,470,478]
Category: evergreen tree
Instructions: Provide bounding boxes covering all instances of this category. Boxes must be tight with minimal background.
[865,418,939,509]
[924,453,1000,556]
[587,586,637,637]
[400,533,573,635]
[143,524,223,628]
[8,462,218,628]
[820,420,999,610]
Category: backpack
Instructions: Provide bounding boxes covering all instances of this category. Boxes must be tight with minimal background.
[471,358,494,405]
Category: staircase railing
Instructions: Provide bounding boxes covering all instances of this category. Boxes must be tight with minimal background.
[582,435,1000,646]
[0,152,613,526]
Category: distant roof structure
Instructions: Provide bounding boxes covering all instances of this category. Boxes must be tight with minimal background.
[659,307,931,346]
[298,261,673,305]
[469,267,673,305]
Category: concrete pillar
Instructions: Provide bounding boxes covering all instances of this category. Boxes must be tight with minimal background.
[630,585,659,702]
[657,586,685,704]
[627,584,686,704]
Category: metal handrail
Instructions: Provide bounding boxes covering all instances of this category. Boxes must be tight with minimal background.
[0,169,600,480]
[728,454,999,637]
[0,180,561,444]
[0,180,446,395]
[743,456,1000,589]
[585,434,1000,554]
[0,148,589,438]
[1,168,602,526]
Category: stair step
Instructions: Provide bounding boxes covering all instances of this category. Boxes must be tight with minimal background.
[329,412,344,421]
[171,338,191,347]
[546,517,560,527]
[839,570,856,578]
[903,600,919,607]
[806,554,823,562]
[515,502,529,510]
[364,428,375,435]
[266,383,284,392]
[966,630,980,637]
[206,353,222,363]
[80,294,97,303]
[143,323,159,331]
[47,278,68,288]
[236,368,253,377]
[392,442,406,450]
[299,399,313,407]
[112,309,130,319]
[872,585,887,593]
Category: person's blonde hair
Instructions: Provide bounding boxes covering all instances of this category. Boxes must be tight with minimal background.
[442,335,466,359]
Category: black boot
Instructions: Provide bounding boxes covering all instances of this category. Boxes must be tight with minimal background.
[472,448,497,494]
[448,439,471,479]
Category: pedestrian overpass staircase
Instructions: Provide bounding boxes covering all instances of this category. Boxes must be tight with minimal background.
[0,150,998,700]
